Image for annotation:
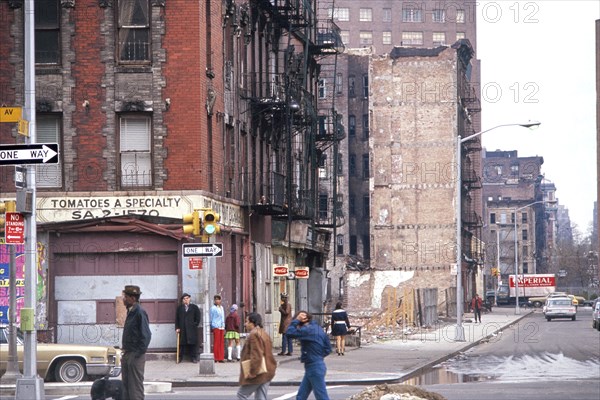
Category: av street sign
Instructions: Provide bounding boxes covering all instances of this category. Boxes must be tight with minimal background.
[0,143,59,165]
[183,243,223,257]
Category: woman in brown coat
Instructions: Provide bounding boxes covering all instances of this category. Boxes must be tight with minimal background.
[237,312,277,400]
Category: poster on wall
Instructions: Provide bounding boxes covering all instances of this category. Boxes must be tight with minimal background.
[0,244,26,325]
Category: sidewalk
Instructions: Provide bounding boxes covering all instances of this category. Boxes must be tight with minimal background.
[0,309,530,396]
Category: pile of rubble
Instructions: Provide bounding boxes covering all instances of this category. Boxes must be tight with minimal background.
[351,314,452,345]
[348,384,447,400]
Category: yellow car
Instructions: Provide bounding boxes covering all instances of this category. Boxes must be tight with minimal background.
[0,325,121,383]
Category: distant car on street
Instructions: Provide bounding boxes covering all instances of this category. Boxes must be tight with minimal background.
[0,325,121,383]
[543,297,577,321]
[592,300,600,331]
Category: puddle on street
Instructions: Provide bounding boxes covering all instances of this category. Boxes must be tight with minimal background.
[401,365,496,385]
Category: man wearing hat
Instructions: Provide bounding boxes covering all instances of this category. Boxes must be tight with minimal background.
[278,292,293,356]
[175,293,201,363]
[121,285,152,400]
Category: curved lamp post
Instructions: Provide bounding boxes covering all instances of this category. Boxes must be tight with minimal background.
[455,121,541,342]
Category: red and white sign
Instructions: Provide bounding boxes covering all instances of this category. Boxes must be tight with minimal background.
[273,264,289,277]
[508,274,556,288]
[295,267,309,279]
[5,212,24,244]
[188,258,203,270]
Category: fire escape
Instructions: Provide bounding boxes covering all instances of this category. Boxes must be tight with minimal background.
[312,0,344,229]
[240,1,343,229]
[456,40,483,268]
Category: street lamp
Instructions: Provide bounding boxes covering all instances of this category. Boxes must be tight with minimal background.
[454,121,540,342]
[513,199,553,315]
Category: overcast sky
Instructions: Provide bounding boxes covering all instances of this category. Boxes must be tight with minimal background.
[476,0,599,233]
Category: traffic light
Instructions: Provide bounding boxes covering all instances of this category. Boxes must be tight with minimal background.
[203,210,220,236]
[0,200,17,231]
[182,210,201,236]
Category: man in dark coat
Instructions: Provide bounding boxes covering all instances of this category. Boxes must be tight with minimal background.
[175,293,201,363]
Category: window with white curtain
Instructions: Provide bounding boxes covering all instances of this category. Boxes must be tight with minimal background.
[402,31,423,45]
[383,31,392,45]
[120,115,152,187]
[118,0,150,62]
[36,115,62,188]
[359,8,372,22]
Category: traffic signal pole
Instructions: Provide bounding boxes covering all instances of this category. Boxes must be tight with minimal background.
[15,0,44,398]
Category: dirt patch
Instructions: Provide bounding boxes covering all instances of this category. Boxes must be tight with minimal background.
[348,384,447,400]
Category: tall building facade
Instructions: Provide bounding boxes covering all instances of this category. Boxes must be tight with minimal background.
[322,1,482,310]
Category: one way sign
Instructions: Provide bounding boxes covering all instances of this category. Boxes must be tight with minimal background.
[0,143,59,166]
[183,243,223,257]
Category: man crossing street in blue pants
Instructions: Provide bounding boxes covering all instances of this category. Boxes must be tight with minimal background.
[285,310,332,400]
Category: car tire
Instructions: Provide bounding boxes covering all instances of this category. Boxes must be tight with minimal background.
[55,358,86,383]
[533,301,542,308]
[571,315,576,321]
[546,317,551,321]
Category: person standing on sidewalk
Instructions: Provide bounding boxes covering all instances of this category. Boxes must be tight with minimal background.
[285,310,332,400]
[471,293,483,323]
[237,312,277,400]
[121,285,152,400]
[210,294,226,362]
[226,304,242,362]
[330,302,350,356]
[277,293,293,356]
[175,293,201,363]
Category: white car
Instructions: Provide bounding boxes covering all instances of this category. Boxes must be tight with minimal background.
[543,297,577,321]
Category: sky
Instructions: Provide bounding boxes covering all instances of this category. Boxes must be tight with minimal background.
[476,0,599,233]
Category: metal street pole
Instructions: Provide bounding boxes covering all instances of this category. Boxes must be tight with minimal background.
[16,1,44,398]
[454,121,540,342]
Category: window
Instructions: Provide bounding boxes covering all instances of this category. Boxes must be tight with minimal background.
[383,8,392,22]
[523,262,529,274]
[337,153,343,175]
[432,9,445,22]
[349,154,356,176]
[522,245,528,257]
[490,213,496,224]
[522,212,528,223]
[336,235,344,255]
[348,115,356,136]
[456,9,466,23]
[348,76,356,97]
[362,114,369,139]
[362,154,369,179]
[522,230,528,241]
[35,0,60,64]
[511,164,519,175]
[118,0,150,62]
[335,73,343,94]
[349,236,357,255]
[359,31,373,45]
[362,195,370,219]
[362,75,369,98]
[495,165,502,175]
[402,31,423,45]
[510,212,515,224]
[318,116,327,137]
[432,32,446,46]
[349,196,356,216]
[340,31,350,45]
[402,8,422,22]
[363,235,370,259]
[318,79,327,99]
[120,115,152,187]
[456,32,466,40]
[318,151,327,178]
[36,115,62,188]
[359,8,372,22]
[319,194,328,220]
[334,7,349,21]
[383,31,392,45]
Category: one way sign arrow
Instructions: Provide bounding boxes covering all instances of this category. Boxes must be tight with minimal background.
[183,243,223,257]
[0,143,59,166]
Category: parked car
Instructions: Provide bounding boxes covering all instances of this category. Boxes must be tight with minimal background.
[528,292,582,308]
[0,325,121,383]
[592,299,600,331]
[543,297,577,321]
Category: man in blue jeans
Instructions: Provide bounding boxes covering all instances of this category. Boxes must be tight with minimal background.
[285,310,332,400]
